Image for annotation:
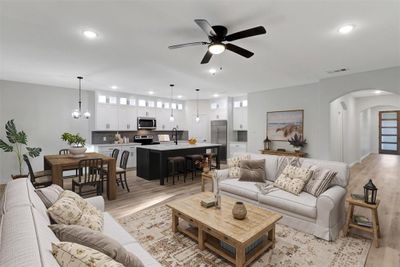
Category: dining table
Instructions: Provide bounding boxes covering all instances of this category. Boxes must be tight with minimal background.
[43,152,117,200]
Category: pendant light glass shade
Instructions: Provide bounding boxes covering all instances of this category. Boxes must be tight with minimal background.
[195,89,200,123]
[72,76,90,119]
[169,84,174,122]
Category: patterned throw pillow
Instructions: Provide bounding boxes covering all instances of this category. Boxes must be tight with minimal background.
[303,165,337,197]
[35,184,64,208]
[227,154,251,178]
[274,165,313,195]
[52,242,124,267]
[48,190,104,232]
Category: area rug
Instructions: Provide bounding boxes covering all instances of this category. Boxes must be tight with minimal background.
[118,205,371,267]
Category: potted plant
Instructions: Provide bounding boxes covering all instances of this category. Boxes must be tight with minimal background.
[0,120,42,179]
[288,133,307,152]
[61,132,87,158]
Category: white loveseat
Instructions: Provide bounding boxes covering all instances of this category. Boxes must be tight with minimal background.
[0,178,161,267]
[215,153,349,241]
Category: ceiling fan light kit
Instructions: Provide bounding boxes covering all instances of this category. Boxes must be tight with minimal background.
[169,19,266,64]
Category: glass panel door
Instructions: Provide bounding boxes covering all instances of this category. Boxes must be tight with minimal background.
[379,111,399,155]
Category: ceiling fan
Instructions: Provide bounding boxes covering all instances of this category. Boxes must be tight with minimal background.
[168,19,266,64]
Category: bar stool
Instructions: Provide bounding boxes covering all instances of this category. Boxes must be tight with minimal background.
[203,152,217,170]
[167,156,186,185]
[185,154,203,180]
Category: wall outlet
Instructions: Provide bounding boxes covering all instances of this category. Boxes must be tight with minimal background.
[103,137,107,141]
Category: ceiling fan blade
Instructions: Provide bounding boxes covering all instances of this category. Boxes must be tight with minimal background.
[225,43,254,58]
[168,41,208,49]
[225,26,266,41]
[201,51,213,64]
[194,19,217,37]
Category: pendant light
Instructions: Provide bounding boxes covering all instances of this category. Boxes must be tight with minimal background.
[169,84,175,122]
[195,89,200,122]
[72,76,91,119]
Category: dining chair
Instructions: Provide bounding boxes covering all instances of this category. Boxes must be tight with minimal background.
[59,149,81,177]
[23,154,52,188]
[72,158,104,196]
[116,150,130,192]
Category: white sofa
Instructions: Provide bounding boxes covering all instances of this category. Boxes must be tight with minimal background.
[215,153,349,241]
[0,178,161,267]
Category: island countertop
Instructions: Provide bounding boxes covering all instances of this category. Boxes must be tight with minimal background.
[137,142,221,151]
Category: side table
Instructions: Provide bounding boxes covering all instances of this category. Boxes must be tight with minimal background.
[201,171,214,192]
[344,197,381,247]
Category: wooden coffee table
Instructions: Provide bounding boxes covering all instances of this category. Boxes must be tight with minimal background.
[166,192,282,267]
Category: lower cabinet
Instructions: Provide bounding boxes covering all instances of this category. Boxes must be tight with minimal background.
[95,144,139,168]
[229,142,247,157]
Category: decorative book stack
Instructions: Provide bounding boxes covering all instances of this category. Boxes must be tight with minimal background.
[201,198,215,208]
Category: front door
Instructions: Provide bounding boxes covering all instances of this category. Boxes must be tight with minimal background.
[379,111,400,155]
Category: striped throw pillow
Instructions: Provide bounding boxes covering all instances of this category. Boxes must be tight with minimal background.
[303,165,337,197]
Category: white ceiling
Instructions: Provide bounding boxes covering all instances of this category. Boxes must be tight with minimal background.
[350,89,392,98]
[1,0,399,99]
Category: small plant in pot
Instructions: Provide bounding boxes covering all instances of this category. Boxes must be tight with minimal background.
[61,132,86,158]
[0,120,41,179]
[288,133,307,152]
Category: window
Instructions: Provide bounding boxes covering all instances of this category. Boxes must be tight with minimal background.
[148,101,155,108]
[156,101,163,108]
[138,99,146,107]
[119,97,127,105]
[129,98,136,106]
[109,96,117,104]
[211,103,217,109]
[171,103,177,110]
[98,95,106,103]
[164,102,170,109]
[379,111,399,155]
[177,104,183,110]
[242,100,248,107]
[234,101,241,108]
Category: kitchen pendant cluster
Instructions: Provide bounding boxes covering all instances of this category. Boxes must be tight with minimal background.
[169,84,175,122]
[195,89,200,122]
[72,76,90,119]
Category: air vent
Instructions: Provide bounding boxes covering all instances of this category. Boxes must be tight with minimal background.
[327,68,348,74]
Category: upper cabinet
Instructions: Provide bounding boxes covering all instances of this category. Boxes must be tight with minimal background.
[209,98,228,120]
[96,103,119,130]
[233,99,248,131]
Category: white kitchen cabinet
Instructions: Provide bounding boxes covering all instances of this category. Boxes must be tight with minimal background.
[137,106,156,118]
[209,98,228,120]
[156,109,173,130]
[233,106,248,130]
[229,142,247,157]
[118,106,137,130]
[96,104,119,130]
[172,110,185,130]
[95,144,139,168]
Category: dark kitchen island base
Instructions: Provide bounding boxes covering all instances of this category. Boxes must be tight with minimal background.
[136,144,221,185]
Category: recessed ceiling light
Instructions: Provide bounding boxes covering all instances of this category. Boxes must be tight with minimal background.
[111,85,118,90]
[213,93,219,98]
[374,90,382,95]
[148,91,154,95]
[82,30,98,39]
[177,95,183,99]
[209,68,217,75]
[338,24,355,34]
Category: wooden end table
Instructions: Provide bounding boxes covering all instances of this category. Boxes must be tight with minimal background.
[344,197,381,247]
[201,171,214,192]
[167,192,282,267]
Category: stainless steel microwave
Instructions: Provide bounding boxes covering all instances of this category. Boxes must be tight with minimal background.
[137,117,156,130]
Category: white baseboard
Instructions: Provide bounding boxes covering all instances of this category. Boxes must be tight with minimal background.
[349,161,359,167]
[360,153,371,162]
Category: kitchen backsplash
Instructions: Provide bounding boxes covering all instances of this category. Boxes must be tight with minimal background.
[91,130,189,144]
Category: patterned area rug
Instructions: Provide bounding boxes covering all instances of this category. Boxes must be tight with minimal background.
[119,205,371,267]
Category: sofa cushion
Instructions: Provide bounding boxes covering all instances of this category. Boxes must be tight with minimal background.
[52,242,124,267]
[239,159,266,183]
[303,165,337,197]
[219,179,260,201]
[0,206,60,267]
[227,154,251,178]
[274,165,313,195]
[302,159,349,187]
[35,184,64,208]
[258,189,317,218]
[124,242,163,267]
[247,153,279,181]
[48,196,83,225]
[50,224,144,267]
[103,212,137,245]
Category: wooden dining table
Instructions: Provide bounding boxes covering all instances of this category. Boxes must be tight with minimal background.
[44,152,117,200]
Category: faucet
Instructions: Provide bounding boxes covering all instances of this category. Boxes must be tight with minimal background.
[172,128,178,145]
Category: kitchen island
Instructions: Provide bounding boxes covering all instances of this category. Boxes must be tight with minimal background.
[136,143,221,185]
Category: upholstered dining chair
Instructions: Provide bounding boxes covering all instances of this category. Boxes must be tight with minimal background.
[72,158,104,196]
[23,154,52,188]
[59,149,81,177]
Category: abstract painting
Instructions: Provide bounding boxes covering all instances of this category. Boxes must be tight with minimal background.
[267,110,304,141]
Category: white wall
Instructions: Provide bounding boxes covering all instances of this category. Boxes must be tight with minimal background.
[247,66,400,161]
[0,80,93,183]
[184,100,211,143]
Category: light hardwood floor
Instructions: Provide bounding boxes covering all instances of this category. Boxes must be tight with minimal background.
[102,153,400,266]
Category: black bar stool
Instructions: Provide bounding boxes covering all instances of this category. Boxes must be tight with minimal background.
[185,154,203,180]
[167,156,186,185]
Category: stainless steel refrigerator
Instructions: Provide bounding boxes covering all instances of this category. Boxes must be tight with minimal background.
[211,120,227,161]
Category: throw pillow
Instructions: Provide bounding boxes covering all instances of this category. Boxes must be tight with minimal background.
[274,165,313,195]
[275,156,301,179]
[227,154,251,178]
[52,242,124,267]
[48,190,104,231]
[303,165,337,197]
[238,159,266,183]
[35,184,64,208]
[50,225,144,267]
